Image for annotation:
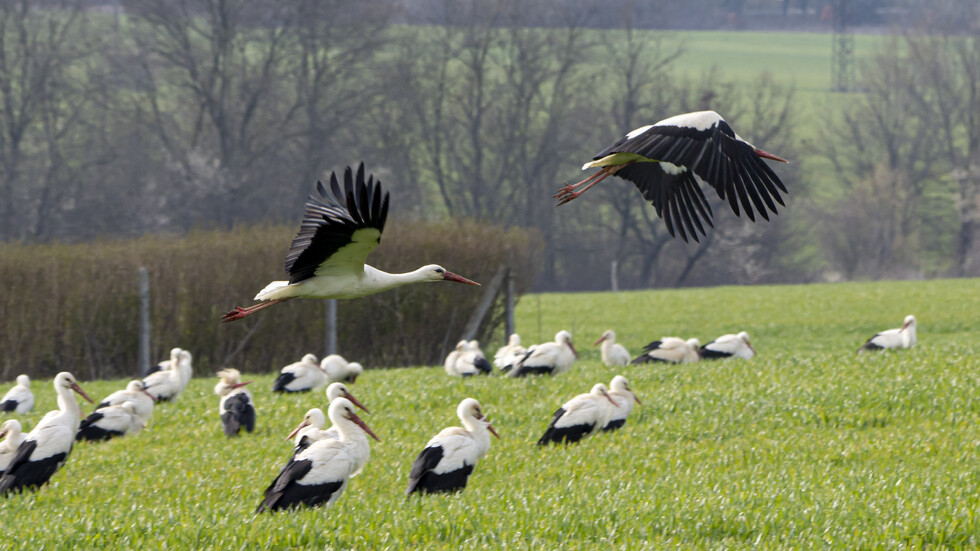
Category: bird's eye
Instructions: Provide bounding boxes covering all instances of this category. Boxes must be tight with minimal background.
[435,268,444,273]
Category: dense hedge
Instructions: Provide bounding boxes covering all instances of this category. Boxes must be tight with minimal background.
[0,221,541,380]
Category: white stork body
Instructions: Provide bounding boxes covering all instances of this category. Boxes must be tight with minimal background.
[257,398,379,512]
[95,380,156,426]
[594,330,631,367]
[144,347,181,377]
[443,341,466,376]
[538,383,619,445]
[215,369,255,437]
[223,164,479,322]
[860,315,917,352]
[406,398,499,495]
[508,330,578,377]
[272,354,326,393]
[604,376,640,431]
[321,355,364,384]
[0,420,26,476]
[1,375,34,414]
[494,334,526,371]
[76,401,144,442]
[446,341,492,376]
[175,350,193,390]
[555,110,789,242]
[0,372,94,494]
[142,362,184,402]
[701,332,755,360]
[632,337,701,364]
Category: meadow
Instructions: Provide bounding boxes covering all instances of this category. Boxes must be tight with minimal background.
[1,278,979,549]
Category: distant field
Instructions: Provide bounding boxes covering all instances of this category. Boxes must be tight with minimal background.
[2,278,978,549]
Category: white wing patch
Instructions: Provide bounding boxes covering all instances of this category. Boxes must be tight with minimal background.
[653,110,723,131]
[626,124,654,140]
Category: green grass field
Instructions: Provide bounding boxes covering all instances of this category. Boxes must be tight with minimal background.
[2,278,979,549]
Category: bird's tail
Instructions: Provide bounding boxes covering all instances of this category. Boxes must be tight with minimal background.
[254,281,290,301]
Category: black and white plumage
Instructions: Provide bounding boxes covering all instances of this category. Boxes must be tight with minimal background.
[631,337,701,364]
[555,110,789,242]
[95,380,156,426]
[537,383,619,445]
[257,398,379,512]
[223,164,479,322]
[603,376,640,431]
[494,333,526,371]
[144,347,181,377]
[1,375,33,414]
[406,398,499,495]
[272,354,326,393]
[215,368,255,437]
[76,402,144,442]
[445,340,492,376]
[287,382,370,458]
[0,420,26,476]
[142,358,185,402]
[508,330,578,377]
[320,354,364,384]
[859,315,917,352]
[0,372,94,494]
[701,331,755,360]
[594,330,631,367]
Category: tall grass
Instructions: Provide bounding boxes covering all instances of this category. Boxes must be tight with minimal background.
[0,221,541,380]
[0,279,977,549]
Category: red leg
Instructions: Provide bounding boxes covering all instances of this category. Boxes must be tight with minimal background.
[221,298,287,322]
[554,169,614,205]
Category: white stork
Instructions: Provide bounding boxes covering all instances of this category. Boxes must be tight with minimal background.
[859,315,917,352]
[446,340,492,377]
[94,380,156,426]
[321,354,364,384]
[144,347,181,376]
[76,401,144,442]
[0,420,26,476]
[443,341,467,376]
[508,330,578,377]
[214,368,255,437]
[272,354,326,393]
[538,383,619,445]
[594,330,631,367]
[142,359,184,402]
[175,350,193,391]
[555,110,789,242]
[223,163,479,322]
[603,375,640,431]
[1,375,34,414]
[287,382,370,454]
[257,397,379,512]
[701,331,755,360]
[493,333,526,371]
[406,398,499,495]
[631,337,701,364]
[0,372,94,494]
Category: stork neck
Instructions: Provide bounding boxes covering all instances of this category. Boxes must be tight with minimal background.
[363,265,432,292]
[56,386,81,424]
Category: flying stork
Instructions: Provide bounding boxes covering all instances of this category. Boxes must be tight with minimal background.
[0,372,94,494]
[257,397,379,512]
[554,110,789,242]
[859,315,917,352]
[701,331,756,360]
[223,163,480,322]
[1,375,34,414]
[594,330,631,367]
[537,383,618,445]
[406,398,499,495]
[214,368,255,437]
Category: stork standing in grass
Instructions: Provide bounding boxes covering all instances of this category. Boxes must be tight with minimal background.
[0,372,94,494]
[272,354,326,393]
[554,111,789,242]
[632,337,701,364]
[508,330,578,377]
[223,163,480,322]
[701,332,755,360]
[287,382,370,457]
[603,376,640,431]
[215,369,255,437]
[406,398,499,495]
[594,330,631,367]
[859,315,917,352]
[0,420,26,476]
[537,383,619,445]
[257,398,379,512]
[1,375,33,414]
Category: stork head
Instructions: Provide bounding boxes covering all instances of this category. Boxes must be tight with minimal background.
[738,331,755,354]
[459,398,500,439]
[178,350,193,365]
[419,264,481,286]
[0,419,21,439]
[508,334,521,347]
[330,398,380,442]
[591,383,619,407]
[302,353,318,365]
[901,315,916,331]
[286,407,326,440]
[686,338,702,359]
[594,330,615,346]
[55,372,94,404]
[610,375,640,405]
[346,362,364,383]
[325,382,369,414]
[556,330,578,358]
[128,380,158,401]
[15,374,29,388]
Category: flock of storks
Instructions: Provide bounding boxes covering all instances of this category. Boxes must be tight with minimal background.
[0,110,920,511]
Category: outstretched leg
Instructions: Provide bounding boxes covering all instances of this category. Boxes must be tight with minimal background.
[222,298,290,322]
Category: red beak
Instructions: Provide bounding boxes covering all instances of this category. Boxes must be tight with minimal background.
[350,413,380,442]
[71,382,95,404]
[478,414,501,439]
[230,381,253,390]
[605,394,619,407]
[755,148,789,163]
[343,391,370,414]
[443,271,481,286]
[142,389,158,402]
[632,393,642,406]
[286,420,310,441]
[593,335,607,346]
[568,340,579,359]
